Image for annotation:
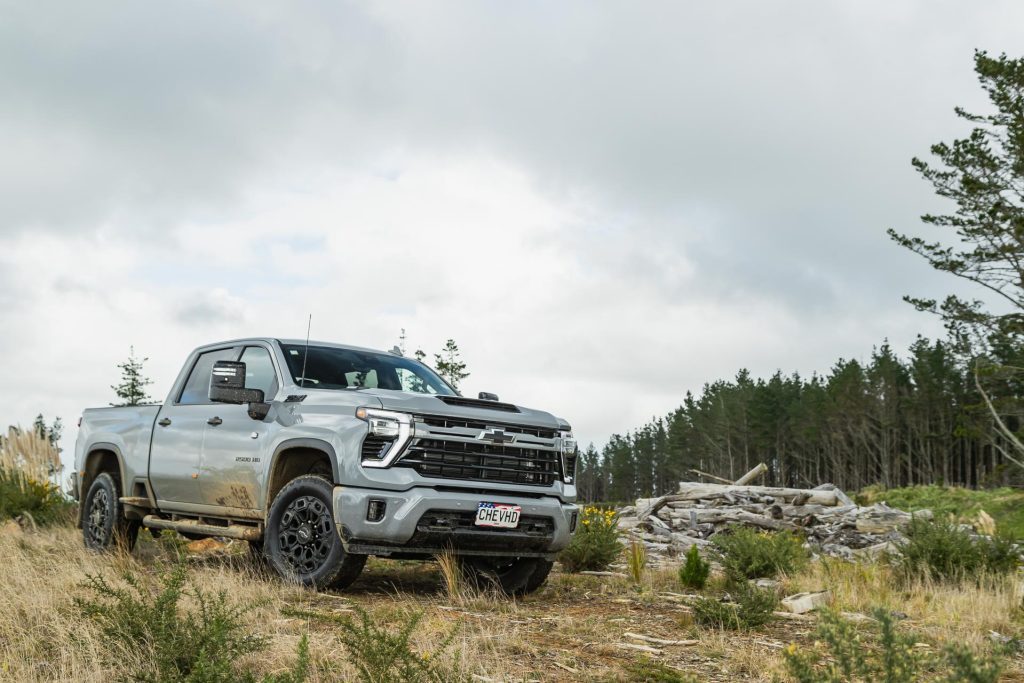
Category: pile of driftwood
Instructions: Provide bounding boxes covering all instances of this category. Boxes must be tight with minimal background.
[617,464,932,561]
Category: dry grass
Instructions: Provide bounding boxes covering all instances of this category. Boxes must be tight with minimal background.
[0,428,60,489]
[0,526,1021,682]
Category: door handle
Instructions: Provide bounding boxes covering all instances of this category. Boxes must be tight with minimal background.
[207,416,223,426]
[158,418,171,427]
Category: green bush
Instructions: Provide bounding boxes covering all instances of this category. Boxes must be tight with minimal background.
[75,564,308,683]
[892,517,1019,583]
[558,506,623,573]
[710,526,808,581]
[620,657,698,682]
[783,608,1002,683]
[678,545,711,590]
[691,582,777,630]
[0,468,74,526]
[288,604,457,683]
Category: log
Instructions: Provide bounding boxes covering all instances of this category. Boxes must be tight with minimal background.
[673,483,840,507]
[688,468,734,484]
[616,642,662,654]
[734,463,768,486]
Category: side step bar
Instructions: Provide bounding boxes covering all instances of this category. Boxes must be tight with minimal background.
[142,515,262,541]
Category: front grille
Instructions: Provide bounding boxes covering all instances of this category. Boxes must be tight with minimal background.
[361,435,394,460]
[396,438,560,486]
[416,414,559,439]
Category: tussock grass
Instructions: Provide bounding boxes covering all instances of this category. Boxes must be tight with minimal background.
[0,427,60,487]
[1,525,1022,682]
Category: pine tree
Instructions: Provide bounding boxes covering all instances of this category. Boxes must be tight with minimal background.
[888,50,1024,353]
[434,339,470,391]
[111,346,153,406]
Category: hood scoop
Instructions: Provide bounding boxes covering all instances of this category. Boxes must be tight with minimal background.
[436,396,521,413]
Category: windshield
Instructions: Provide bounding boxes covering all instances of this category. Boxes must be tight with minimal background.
[280,344,457,396]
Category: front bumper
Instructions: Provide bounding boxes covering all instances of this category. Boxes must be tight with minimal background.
[333,485,577,559]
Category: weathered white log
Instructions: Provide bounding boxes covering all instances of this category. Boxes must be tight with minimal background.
[813,483,855,507]
[616,642,662,654]
[672,483,840,507]
[734,463,768,486]
[688,468,734,484]
[781,591,831,614]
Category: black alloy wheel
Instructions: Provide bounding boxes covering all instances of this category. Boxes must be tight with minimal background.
[82,472,139,551]
[264,475,365,590]
[278,495,334,573]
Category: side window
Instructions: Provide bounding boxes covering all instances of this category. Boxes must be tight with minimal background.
[240,346,279,399]
[178,348,238,405]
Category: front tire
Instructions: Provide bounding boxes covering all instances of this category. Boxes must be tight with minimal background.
[462,557,554,596]
[82,472,139,551]
[264,475,365,590]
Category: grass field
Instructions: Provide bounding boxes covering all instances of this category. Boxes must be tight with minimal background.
[1,522,1022,682]
[858,485,1024,538]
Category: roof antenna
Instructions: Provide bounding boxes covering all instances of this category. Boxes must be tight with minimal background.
[299,314,311,388]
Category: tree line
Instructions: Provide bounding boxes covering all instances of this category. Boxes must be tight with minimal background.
[575,336,1023,503]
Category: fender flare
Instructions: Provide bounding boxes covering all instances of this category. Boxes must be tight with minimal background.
[269,437,340,484]
[80,442,127,526]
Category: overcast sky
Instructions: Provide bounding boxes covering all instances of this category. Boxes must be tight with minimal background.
[2,1,1021,463]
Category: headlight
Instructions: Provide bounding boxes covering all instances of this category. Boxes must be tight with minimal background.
[355,407,414,467]
[559,431,577,483]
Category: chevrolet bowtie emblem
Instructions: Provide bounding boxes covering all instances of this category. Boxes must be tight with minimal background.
[478,428,516,444]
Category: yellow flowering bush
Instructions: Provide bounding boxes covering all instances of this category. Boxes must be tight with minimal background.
[558,506,623,572]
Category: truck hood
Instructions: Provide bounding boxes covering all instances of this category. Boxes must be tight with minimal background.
[360,389,565,430]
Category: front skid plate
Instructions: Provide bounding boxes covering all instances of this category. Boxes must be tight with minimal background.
[345,542,556,560]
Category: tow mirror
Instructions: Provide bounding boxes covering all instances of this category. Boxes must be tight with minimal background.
[209,361,268,420]
[478,391,500,401]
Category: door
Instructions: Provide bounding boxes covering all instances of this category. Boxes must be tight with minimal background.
[200,345,280,513]
[149,346,238,506]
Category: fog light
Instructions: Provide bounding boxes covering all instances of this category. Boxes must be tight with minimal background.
[569,511,579,533]
[367,499,387,522]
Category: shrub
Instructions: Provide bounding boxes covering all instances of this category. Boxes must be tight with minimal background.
[0,468,73,526]
[621,657,698,682]
[892,517,1019,583]
[0,427,73,526]
[710,526,808,581]
[558,506,623,572]
[691,582,777,630]
[678,545,711,590]
[288,604,457,683]
[75,564,308,682]
[783,608,1002,683]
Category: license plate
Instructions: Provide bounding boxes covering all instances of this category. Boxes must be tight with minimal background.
[475,502,521,528]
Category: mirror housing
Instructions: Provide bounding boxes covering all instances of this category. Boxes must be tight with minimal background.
[478,391,500,402]
[209,360,265,406]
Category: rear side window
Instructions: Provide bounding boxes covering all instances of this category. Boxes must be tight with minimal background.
[240,346,279,399]
[178,348,238,404]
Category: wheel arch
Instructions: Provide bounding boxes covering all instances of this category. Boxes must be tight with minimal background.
[265,438,339,515]
[79,444,126,527]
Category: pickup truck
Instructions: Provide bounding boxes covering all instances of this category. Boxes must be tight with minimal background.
[73,338,579,594]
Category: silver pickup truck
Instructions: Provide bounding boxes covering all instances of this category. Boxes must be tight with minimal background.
[73,338,579,594]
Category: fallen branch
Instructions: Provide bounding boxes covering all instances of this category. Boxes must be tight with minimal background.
[624,632,699,646]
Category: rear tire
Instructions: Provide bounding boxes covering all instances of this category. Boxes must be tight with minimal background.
[462,557,554,596]
[264,475,365,590]
[82,472,139,552]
